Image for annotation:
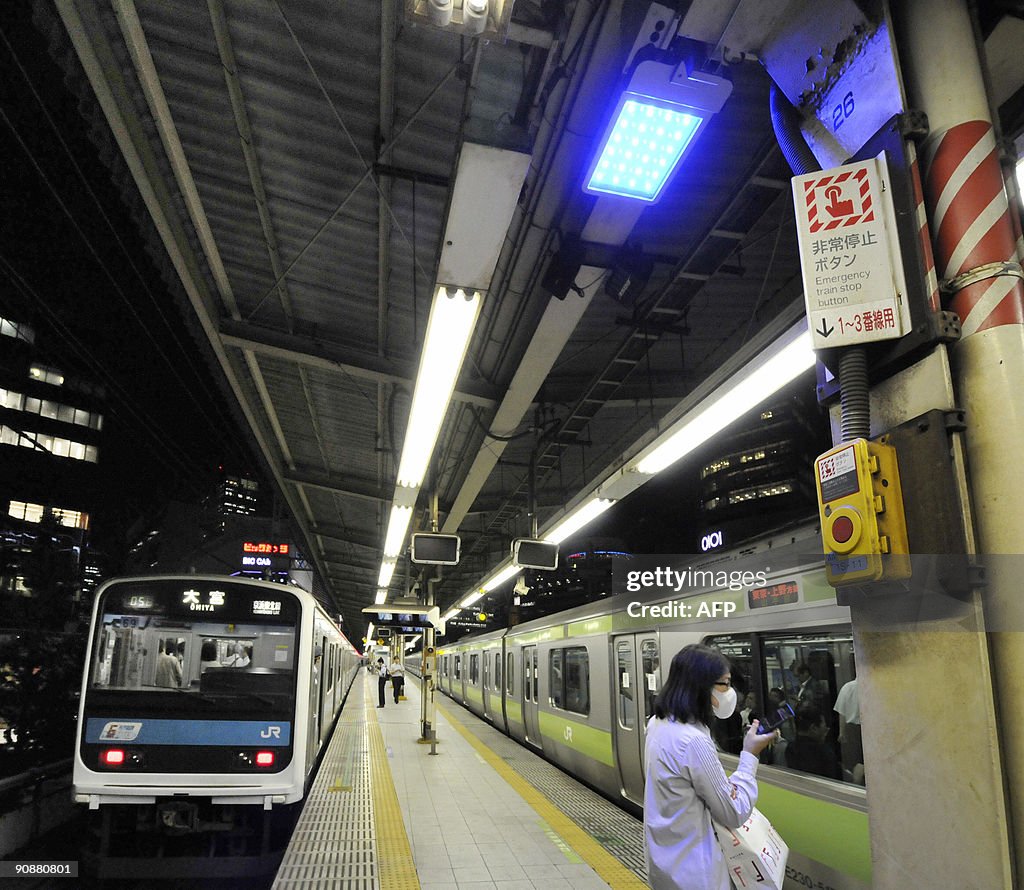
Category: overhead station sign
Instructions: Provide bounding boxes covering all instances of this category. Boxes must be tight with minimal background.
[792,157,910,349]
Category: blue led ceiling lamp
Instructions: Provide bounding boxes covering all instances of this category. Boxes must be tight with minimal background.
[584,59,733,203]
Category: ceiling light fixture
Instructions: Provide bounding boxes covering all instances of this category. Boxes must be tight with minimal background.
[374,588,389,605]
[378,561,397,588]
[383,504,414,558]
[395,286,482,488]
[544,497,617,545]
[635,326,815,476]
[584,58,732,203]
[372,144,529,608]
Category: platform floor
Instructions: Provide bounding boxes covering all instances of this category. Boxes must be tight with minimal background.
[273,670,648,890]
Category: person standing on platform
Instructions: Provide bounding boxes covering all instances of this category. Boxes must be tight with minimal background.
[376,657,388,708]
[643,643,778,890]
[388,658,405,703]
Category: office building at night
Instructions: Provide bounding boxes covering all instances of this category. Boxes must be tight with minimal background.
[0,314,105,602]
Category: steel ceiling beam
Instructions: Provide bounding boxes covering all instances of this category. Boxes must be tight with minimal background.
[218,318,499,408]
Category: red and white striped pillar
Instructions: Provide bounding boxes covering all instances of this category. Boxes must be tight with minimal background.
[898,0,1024,875]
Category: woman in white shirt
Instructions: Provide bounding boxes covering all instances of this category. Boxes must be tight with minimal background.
[644,644,778,890]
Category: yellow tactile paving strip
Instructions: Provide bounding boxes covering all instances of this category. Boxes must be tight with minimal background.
[367,702,421,890]
[435,701,649,889]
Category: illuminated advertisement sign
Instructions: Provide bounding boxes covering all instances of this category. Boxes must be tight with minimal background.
[242,542,290,555]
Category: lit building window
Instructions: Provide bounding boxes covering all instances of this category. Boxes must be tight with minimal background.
[0,389,25,411]
[8,500,89,529]
[0,317,35,344]
[726,481,794,505]
[0,426,99,462]
[29,364,64,386]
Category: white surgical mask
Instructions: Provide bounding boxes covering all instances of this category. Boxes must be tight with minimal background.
[712,685,737,719]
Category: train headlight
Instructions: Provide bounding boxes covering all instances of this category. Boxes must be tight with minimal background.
[102,749,125,766]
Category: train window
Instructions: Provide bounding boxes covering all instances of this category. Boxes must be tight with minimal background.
[85,579,299,713]
[564,647,590,715]
[549,650,563,709]
[470,653,479,684]
[494,653,501,691]
[550,646,590,716]
[641,640,659,722]
[760,630,861,785]
[532,649,538,701]
[505,652,513,695]
[454,655,461,680]
[483,653,490,688]
[616,641,636,729]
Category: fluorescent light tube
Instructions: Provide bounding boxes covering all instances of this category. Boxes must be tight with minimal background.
[481,563,519,592]
[366,622,375,640]
[460,591,485,609]
[442,608,459,621]
[396,286,482,488]
[374,588,388,605]
[544,497,616,545]
[378,560,396,588]
[636,328,816,476]
[383,504,413,558]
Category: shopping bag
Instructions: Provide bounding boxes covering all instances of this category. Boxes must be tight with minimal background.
[713,807,788,890]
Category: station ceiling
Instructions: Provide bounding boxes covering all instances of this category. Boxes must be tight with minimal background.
[40,1,1019,638]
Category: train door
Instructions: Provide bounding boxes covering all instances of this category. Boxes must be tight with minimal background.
[522,645,541,749]
[612,633,660,805]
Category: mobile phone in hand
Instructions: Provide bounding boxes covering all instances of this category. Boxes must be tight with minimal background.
[756,701,795,734]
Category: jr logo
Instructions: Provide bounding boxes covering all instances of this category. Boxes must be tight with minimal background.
[563,726,573,743]
[260,725,282,739]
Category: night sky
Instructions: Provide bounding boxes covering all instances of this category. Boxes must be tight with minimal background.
[0,2,263,554]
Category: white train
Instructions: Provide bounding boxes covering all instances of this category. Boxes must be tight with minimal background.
[73,574,361,877]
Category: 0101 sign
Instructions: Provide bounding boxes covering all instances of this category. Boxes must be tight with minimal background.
[700,530,724,552]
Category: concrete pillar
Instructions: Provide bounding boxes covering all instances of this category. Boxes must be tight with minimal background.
[888,0,1024,884]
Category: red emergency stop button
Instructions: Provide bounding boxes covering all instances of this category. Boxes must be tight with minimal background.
[832,514,854,544]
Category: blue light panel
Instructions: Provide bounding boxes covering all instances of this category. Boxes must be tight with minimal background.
[585,96,703,202]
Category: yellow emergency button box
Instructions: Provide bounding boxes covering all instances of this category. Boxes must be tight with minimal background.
[814,438,911,586]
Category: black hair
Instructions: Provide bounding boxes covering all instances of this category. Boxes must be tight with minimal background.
[653,643,730,727]
[795,704,825,733]
[200,640,217,661]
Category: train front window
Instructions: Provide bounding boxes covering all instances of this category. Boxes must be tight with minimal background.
[87,578,300,713]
